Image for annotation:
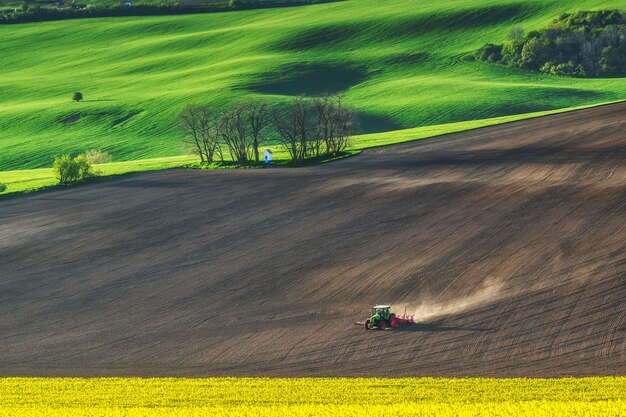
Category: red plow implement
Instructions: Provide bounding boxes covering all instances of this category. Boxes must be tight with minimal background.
[395,313,415,325]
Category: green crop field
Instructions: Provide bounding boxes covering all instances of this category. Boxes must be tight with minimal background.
[1,0,625,190]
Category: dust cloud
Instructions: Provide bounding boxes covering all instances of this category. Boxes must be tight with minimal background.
[396,277,505,322]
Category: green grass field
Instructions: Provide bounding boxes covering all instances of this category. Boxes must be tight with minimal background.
[1,0,626,175]
[1,377,625,416]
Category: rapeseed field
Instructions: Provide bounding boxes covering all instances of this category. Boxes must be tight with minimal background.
[1,377,624,416]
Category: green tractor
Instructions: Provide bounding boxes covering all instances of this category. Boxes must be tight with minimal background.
[365,305,397,330]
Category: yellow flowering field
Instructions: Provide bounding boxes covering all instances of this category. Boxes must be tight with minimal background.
[1,377,624,416]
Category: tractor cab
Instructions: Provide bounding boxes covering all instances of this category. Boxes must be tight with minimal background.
[372,305,390,319]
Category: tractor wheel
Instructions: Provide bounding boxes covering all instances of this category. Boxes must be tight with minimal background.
[390,315,397,329]
[379,321,386,330]
[364,319,371,331]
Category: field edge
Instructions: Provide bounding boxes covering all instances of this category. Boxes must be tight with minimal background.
[1,98,624,198]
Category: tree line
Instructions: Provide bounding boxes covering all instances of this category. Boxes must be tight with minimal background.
[474,10,626,77]
[0,0,337,24]
[47,95,356,188]
[179,95,358,165]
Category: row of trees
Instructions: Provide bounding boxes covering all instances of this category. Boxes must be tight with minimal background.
[0,0,336,24]
[474,10,626,77]
[179,95,357,165]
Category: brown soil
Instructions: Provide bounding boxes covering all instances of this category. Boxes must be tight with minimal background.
[1,102,624,377]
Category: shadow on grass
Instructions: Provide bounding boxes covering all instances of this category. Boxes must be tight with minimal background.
[189,150,360,170]
[246,63,369,96]
[277,4,538,51]
[358,112,404,133]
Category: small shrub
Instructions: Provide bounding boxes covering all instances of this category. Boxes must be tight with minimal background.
[84,149,112,164]
[53,154,94,185]
[474,43,503,63]
[0,183,6,193]
[73,92,83,102]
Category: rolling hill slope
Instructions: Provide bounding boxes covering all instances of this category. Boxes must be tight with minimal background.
[1,102,624,377]
[1,0,626,170]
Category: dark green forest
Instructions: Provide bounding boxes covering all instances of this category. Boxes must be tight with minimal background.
[475,10,626,77]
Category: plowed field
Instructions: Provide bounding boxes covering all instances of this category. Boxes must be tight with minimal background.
[1,103,624,377]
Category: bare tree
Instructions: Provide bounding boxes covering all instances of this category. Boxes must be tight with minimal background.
[296,96,318,160]
[330,105,356,155]
[245,100,270,163]
[314,95,357,156]
[179,104,221,163]
[213,101,271,164]
[273,97,317,164]
[272,102,300,164]
[315,95,338,155]
[217,104,253,164]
